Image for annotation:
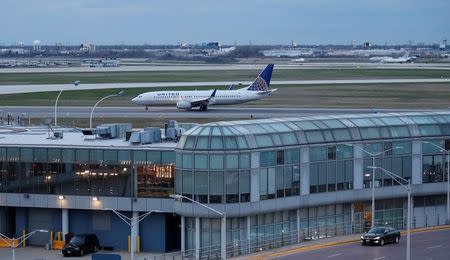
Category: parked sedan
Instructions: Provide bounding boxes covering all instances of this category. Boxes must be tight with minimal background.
[62,233,100,257]
[361,227,401,246]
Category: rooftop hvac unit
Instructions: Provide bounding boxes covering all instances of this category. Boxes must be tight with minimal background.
[53,131,64,139]
[129,132,141,144]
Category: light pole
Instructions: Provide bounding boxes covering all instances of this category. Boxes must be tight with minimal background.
[106,208,161,260]
[423,141,450,224]
[170,194,226,260]
[0,229,48,260]
[368,166,411,260]
[54,80,80,126]
[89,90,124,129]
[346,144,402,228]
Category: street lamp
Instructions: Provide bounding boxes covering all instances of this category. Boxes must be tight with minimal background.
[0,229,48,260]
[423,141,450,224]
[89,90,124,129]
[346,144,403,228]
[368,166,411,260]
[54,80,80,126]
[106,208,161,260]
[170,194,226,260]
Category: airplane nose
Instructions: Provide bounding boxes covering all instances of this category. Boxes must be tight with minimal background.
[131,97,138,103]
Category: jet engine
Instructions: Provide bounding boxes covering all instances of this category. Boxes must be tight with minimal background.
[176,100,192,110]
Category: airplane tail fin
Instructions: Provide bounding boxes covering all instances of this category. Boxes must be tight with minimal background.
[245,64,274,91]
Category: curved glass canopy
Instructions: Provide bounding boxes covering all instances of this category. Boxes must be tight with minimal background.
[177,112,450,150]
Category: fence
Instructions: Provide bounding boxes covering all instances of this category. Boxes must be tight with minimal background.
[141,215,444,260]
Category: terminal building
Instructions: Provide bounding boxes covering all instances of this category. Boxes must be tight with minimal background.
[0,111,449,258]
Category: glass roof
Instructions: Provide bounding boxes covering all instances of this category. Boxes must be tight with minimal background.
[178,112,450,150]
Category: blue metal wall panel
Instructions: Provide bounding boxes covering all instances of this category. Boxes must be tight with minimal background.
[15,207,28,237]
[139,213,166,252]
[69,210,131,250]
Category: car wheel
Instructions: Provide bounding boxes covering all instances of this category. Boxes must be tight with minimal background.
[380,239,385,246]
[361,242,365,246]
[395,236,399,244]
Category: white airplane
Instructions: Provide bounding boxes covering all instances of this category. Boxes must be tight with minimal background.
[380,52,416,64]
[132,64,277,111]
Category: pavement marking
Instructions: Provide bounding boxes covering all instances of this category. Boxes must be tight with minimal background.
[427,245,443,249]
[327,253,342,258]
[249,225,450,260]
[373,257,386,260]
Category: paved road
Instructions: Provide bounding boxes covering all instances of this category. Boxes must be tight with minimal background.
[0,106,435,119]
[1,63,450,73]
[274,229,450,260]
[1,78,450,94]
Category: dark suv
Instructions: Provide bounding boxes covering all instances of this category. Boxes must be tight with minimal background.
[62,233,100,257]
[361,227,401,246]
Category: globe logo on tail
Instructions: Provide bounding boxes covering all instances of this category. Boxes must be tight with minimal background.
[248,77,269,91]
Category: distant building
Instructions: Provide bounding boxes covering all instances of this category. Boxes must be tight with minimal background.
[32,40,41,51]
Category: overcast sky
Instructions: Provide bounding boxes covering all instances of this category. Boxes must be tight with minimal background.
[1,0,448,45]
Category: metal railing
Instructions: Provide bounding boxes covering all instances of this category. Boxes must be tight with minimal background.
[140,215,445,259]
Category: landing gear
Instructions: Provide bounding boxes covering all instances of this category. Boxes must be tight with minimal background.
[145,106,148,110]
[199,105,208,111]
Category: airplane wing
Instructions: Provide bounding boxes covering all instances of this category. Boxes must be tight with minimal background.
[190,89,217,106]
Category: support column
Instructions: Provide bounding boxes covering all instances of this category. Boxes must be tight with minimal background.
[246,216,251,254]
[131,211,139,254]
[221,215,226,260]
[296,209,300,243]
[181,216,185,252]
[195,217,200,260]
[62,209,69,239]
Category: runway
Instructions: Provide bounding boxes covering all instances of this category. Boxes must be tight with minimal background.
[0,106,437,120]
[1,62,450,73]
[1,78,450,94]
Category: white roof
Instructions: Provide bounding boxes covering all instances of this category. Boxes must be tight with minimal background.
[0,126,177,150]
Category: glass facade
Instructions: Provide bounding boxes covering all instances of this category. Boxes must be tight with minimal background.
[0,147,175,197]
[363,141,412,188]
[422,139,450,183]
[309,145,353,193]
[175,152,250,204]
[259,149,300,200]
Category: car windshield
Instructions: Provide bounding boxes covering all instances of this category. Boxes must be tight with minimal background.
[69,236,85,245]
[367,227,386,234]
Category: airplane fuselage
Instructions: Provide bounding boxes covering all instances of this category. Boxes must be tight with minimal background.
[132,89,270,107]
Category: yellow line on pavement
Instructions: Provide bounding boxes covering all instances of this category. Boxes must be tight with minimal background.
[248,225,450,260]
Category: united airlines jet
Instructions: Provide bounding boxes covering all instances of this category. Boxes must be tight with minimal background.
[131,64,277,111]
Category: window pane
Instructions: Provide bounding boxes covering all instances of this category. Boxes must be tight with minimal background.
[62,149,75,163]
[20,148,33,162]
[161,151,175,164]
[210,154,224,170]
[225,154,238,169]
[285,149,300,164]
[224,137,238,150]
[310,147,326,162]
[182,154,193,168]
[104,150,117,164]
[225,171,239,203]
[194,154,208,169]
[255,135,273,147]
[133,151,146,164]
[196,136,209,149]
[239,153,250,168]
[118,150,131,164]
[76,149,89,163]
[260,151,276,167]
